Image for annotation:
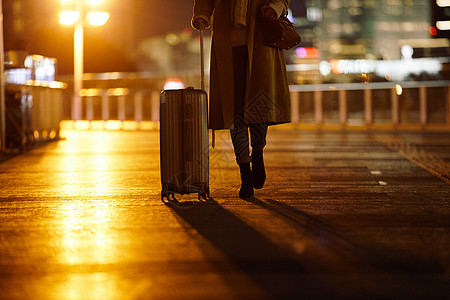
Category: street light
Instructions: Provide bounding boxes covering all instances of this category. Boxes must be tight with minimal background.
[59,10,80,25]
[59,0,109,123]
[86,12,110,26]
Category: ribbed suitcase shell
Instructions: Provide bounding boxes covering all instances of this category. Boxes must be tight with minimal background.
[160,88,209,200]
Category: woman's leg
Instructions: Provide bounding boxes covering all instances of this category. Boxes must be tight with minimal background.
[249,123,267,151]
[230,124,253,198]
[231,46,253,198]
[230,124,250,164]
[250,123,268,189]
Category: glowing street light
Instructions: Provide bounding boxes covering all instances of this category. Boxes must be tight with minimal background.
[59,10,80,25]
[59,0,109,123]
[86,12,109,26]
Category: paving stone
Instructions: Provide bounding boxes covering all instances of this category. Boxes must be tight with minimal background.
[0,128,449,299]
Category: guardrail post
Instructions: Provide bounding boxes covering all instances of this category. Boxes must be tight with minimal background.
[118,95,126,123]
[391,88,399,126]
[101,90,109,123]
[290,91,300,123]
[419,86,427,125]
[314,90,323,124]
[55,88,63,138]
[364,88,373,125]
[134,91,143,126]
[49,87,56,134]
[338,90,347,125]
[151,91,160,124]
[40,88,48,133]
[34,87,41,134]
[45,88,52,132]
[86,96,93,122]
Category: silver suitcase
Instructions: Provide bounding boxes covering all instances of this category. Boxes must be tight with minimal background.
[160,88,209,201]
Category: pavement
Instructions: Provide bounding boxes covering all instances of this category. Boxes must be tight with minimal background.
[0,126,449,300]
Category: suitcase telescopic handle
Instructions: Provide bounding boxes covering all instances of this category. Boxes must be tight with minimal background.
[200,29,205,91]
[200,29,215,148]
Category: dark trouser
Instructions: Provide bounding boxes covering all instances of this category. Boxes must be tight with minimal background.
[230,46,268,164]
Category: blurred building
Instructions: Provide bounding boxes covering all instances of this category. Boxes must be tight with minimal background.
[287,0,450,83]
[305,0,432,61]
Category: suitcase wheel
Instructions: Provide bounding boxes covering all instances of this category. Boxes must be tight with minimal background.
[161,190,172,202]
[198,188,209,201]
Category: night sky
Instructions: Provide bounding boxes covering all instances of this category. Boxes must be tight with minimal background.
[135,0,195,38]
[4,0,305,74]
[136,0,305,38]
[84,0,305,74]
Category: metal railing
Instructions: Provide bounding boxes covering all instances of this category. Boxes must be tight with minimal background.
[289,81,450,129]
[2,78,448,152]
[30,84,65,139]
[0,83,65,151]
[65,89,161,130]
[65,80,450,131]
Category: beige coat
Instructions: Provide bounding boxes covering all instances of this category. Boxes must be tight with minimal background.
[193,0,291,130]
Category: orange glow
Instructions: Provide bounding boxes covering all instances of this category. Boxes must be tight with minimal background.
[32,54,44,61]
[87,0,104,6]
[395,84,403,96]
[49,81,67,89]
[80,88,102,97]
[329,59,341,74]
[107,88,129,96]
[59,10,80,25]
[164,78,185,90]
[87,11,109,26]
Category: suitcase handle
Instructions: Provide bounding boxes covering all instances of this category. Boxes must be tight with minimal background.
[200,30,215,148]
[200,30,205,91]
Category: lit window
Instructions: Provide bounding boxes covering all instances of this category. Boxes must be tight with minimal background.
[437,21,450,31]
[307,7,322,22]
[437,0,450,7]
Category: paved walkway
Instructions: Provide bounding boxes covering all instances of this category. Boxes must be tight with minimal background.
[0,127,449,299]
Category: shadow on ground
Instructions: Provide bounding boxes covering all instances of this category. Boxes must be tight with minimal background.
[166,196,449,299]
[165,197,319,298]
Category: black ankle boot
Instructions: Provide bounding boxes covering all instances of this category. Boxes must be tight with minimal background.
[251,150,266,189]
[238,162,254,199]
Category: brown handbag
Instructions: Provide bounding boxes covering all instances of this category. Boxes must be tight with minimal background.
[262,15,301,50]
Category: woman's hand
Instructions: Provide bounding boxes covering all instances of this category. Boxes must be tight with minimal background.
[261,5,278,22]
[192,17,209,30]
